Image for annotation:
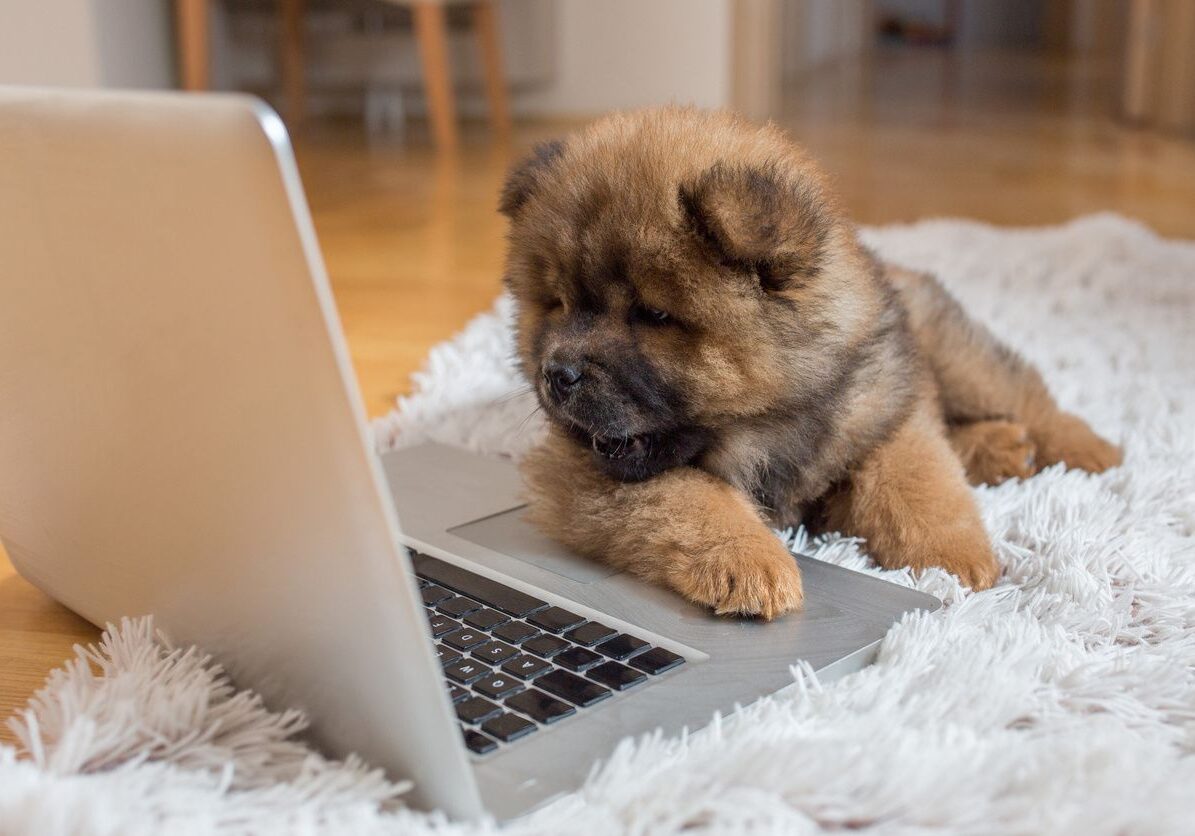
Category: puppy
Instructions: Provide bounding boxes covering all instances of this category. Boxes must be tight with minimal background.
[500,107,1121,619]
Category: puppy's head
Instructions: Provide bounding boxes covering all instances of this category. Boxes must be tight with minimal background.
[502,108,878,482]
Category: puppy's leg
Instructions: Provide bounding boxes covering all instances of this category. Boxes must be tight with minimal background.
[521,430,803,619]
[887,265,1122,474]
[822,398,1000,591]
[948,419,1036,485]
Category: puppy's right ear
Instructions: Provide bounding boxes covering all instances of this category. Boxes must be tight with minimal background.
[499,140,565,217]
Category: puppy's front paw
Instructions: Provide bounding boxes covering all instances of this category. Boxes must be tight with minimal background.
[1033,412,1122,474]
[881,521,1000,591]
[948,547,1000,591]
[670,535,804,620]
[922,523,1001,590]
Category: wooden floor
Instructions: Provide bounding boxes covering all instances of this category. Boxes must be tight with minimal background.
[3,47,1195,745]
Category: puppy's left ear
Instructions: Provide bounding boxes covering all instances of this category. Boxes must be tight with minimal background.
[678,162,829,291]
[500,140,565,217]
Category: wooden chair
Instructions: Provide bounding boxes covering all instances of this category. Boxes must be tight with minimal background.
[174,0,511,149]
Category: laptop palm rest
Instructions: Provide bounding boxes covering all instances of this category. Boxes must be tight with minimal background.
[449,506,621,584]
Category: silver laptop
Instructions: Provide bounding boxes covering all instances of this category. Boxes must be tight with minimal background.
[0,88,939,821]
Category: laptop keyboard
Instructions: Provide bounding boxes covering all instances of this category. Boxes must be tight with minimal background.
[410,551,685,756]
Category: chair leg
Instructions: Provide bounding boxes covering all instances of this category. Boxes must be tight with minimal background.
[473,0,511,138]
[412,2,460,151]
[176,0,209,90]
[279,0,307,124]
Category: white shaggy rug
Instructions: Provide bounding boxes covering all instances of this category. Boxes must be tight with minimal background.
[3,214,1194,834]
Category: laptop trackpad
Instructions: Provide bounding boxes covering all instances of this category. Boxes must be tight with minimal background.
[449,505,621,584]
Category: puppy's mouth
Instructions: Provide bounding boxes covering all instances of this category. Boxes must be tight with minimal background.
[570,420,711,483]
[590,432,652,461]
[543,403,710,482]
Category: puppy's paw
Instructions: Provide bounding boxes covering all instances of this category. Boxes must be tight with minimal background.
[884,524,1000,591]
[946,547,1000,591]
[1033,411,1122,474]
[671,535,804,620]
[952,420,1037,485]
[927,524,1001,590]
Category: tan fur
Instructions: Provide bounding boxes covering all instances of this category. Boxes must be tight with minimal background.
[820,386,999,591]
[948,420,1037,486]
[522,431,804,619]
[501,106,1121,619]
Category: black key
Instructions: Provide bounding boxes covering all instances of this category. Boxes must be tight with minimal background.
[535,668,612,708]
[587,661,648,691]
[436,645,461,665]
[482,712,537,743]
[523,634,569,658]
[501,653,551,680]
[528,607,586,634]
[472,640,519,665]
[596,633,649,661]
[442,628,488,651]
[456,696,502,724]
[444,658,490,685]
[463,608,510,630]
[555,647,604,672]
[421,584,453,605]
[438,596,483,618]
[506,689,576,724]
[565,621,617,647]
[492,621,539,645]
[462,729,498,755]
[427,614,460,638]
[448,684,469,703]
[412,553,549,618]
[629,647,685,675]
[473,672,525,700]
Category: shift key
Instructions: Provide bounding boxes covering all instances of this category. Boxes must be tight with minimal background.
[534,668,611,708]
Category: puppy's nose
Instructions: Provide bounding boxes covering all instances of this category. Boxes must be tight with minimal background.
[543,361,583,400]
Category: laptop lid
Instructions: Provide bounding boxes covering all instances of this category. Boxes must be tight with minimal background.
[0,87,480,817]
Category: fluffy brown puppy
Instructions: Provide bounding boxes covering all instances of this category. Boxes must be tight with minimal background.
[501,107,1121,619]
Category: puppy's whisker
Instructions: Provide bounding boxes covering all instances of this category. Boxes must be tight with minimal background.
[514,404,544,435]
[495,384,534,405]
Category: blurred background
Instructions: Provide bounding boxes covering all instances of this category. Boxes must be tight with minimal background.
[2,0,1194,416]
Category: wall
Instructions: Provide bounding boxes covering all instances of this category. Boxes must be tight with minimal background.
[0,3,99,86]
[211,0,732,119]
[0,1,745,118]
[518,0,734,116]
[783,0,869,80]
[91,0,176,88]
[0,0,174,88]
[213,0,557,115]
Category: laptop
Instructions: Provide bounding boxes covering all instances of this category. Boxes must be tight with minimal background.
[0,88,939,821]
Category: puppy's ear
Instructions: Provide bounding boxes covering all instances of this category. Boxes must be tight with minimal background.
[500,140,565,217]
[678,162,829,291]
